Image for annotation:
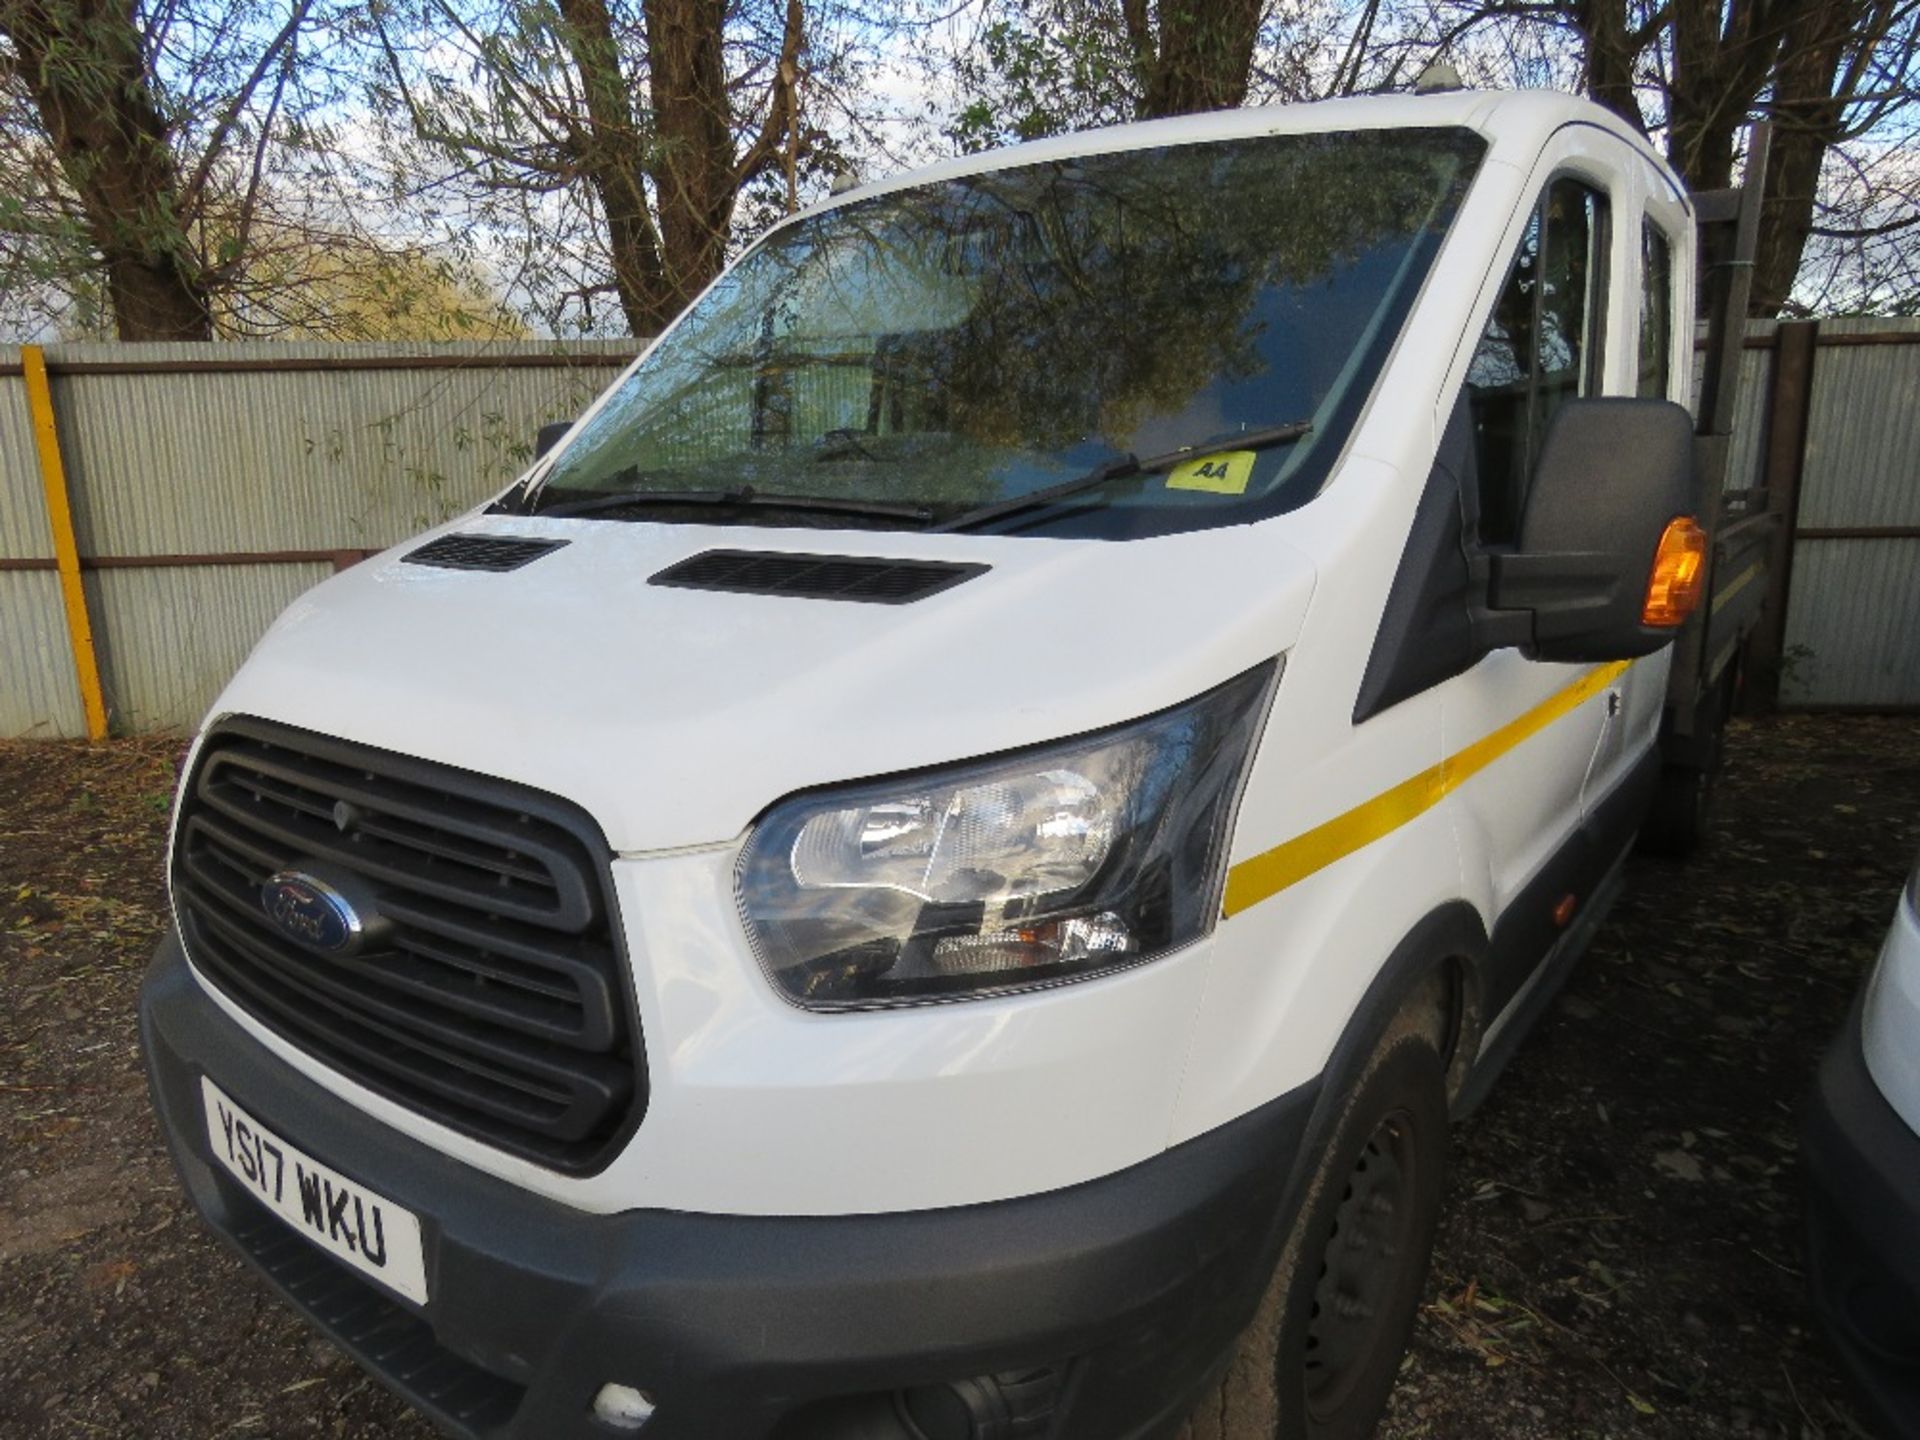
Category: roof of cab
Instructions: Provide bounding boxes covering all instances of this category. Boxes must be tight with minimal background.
[810,88,1677,216]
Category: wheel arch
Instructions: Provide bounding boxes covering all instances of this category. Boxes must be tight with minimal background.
[1312,900,1489,1124]
[1182,900,1490,1438]
[1252,898,1490,1289]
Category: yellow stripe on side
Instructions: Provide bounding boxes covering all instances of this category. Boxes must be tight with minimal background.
[1436,660,1628,798]
[1221,762,1446,916]
[1221,660,1631,918]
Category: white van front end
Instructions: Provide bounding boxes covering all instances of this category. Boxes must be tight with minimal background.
[139,514,1318,1439]
[140,88,1702,1440]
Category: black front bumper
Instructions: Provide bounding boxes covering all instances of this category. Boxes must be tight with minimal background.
[141,931,1318,1440]
[1802,996,1920,1439]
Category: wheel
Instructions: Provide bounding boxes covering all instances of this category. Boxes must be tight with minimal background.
[1637,661,1737,860]
[1636,759,1715,858]
[1280,1030,1448,1439]
[1185,1021,1448,1440]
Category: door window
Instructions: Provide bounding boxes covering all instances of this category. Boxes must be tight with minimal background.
[1465,178,1611,542]
[1638,222,1675,398]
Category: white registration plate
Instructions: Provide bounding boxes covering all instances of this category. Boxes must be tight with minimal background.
[201,1077,429,1305]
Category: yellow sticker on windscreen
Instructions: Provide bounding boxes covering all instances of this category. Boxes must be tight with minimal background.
[1165,450,1255,495]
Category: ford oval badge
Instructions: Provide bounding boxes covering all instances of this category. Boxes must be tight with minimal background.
[260,872,362,955]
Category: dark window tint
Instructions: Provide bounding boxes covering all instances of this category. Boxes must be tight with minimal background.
[1466,178,1611,542]
[1638,223,1674,398]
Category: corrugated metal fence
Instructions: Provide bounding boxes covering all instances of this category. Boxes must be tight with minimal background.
[1712,317,1920,710]
[1768,319,1920,708]
[3,327,1916,737]
[2,342,638,737]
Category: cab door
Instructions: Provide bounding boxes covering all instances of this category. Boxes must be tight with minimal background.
[1442,130,1631,1018]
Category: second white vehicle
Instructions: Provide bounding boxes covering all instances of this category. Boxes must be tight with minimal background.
[1804,853,1920,1438]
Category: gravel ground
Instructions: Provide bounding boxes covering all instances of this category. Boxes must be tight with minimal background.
[2,714,1914,1440]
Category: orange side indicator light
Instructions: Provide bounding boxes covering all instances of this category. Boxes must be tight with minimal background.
[1643,516,1708,628]
[1553,893,1578,927]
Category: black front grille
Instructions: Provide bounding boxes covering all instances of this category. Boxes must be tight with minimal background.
[403,534,569,572]
[173,718,643,1172]
[651,548,987,603]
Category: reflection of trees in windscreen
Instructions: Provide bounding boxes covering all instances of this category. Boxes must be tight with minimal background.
[912,134,1467,452]
[551,131,1472,501]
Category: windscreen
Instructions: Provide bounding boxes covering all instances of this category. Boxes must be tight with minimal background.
[535,127,1486,538]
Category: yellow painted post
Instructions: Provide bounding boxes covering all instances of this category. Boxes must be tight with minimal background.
[20,345,108,740]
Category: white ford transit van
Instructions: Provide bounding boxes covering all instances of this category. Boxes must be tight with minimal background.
[140,87,1758,1440]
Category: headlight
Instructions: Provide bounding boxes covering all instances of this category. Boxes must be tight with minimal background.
[737,662,1277,1009]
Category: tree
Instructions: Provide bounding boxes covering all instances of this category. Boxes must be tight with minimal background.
[0,0,528,341]
[930,0,1917,313]
[221,227,529,339]
[938,0,1394,149]
[367,0,852,336]
[1750,0,1918,312]
[1415,0,1920,313]
[0,0,318,338]
[1124,0,1266,115]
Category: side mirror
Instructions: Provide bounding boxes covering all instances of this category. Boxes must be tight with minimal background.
[535,420,574,461]
[1486,398,1703,662]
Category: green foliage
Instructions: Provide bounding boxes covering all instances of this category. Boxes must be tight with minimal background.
[945,2,1147,151]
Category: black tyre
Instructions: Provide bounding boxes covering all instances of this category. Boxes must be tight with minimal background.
[1639,663,1738,860]
[1274,1032,1448,1439]
[1636,759,1714,858]
[1186,1023,1449,1440]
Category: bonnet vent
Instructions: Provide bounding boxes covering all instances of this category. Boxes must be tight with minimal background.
[650,549,987,604]
[403,534,570,572]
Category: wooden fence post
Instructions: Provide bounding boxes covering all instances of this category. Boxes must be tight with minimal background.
[1742,320,1820,713]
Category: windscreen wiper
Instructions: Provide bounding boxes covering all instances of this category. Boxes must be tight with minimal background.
[931,420,1313,534]
[534,485,935,526]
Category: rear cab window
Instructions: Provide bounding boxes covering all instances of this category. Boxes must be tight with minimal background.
[1638,222,1676,399]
